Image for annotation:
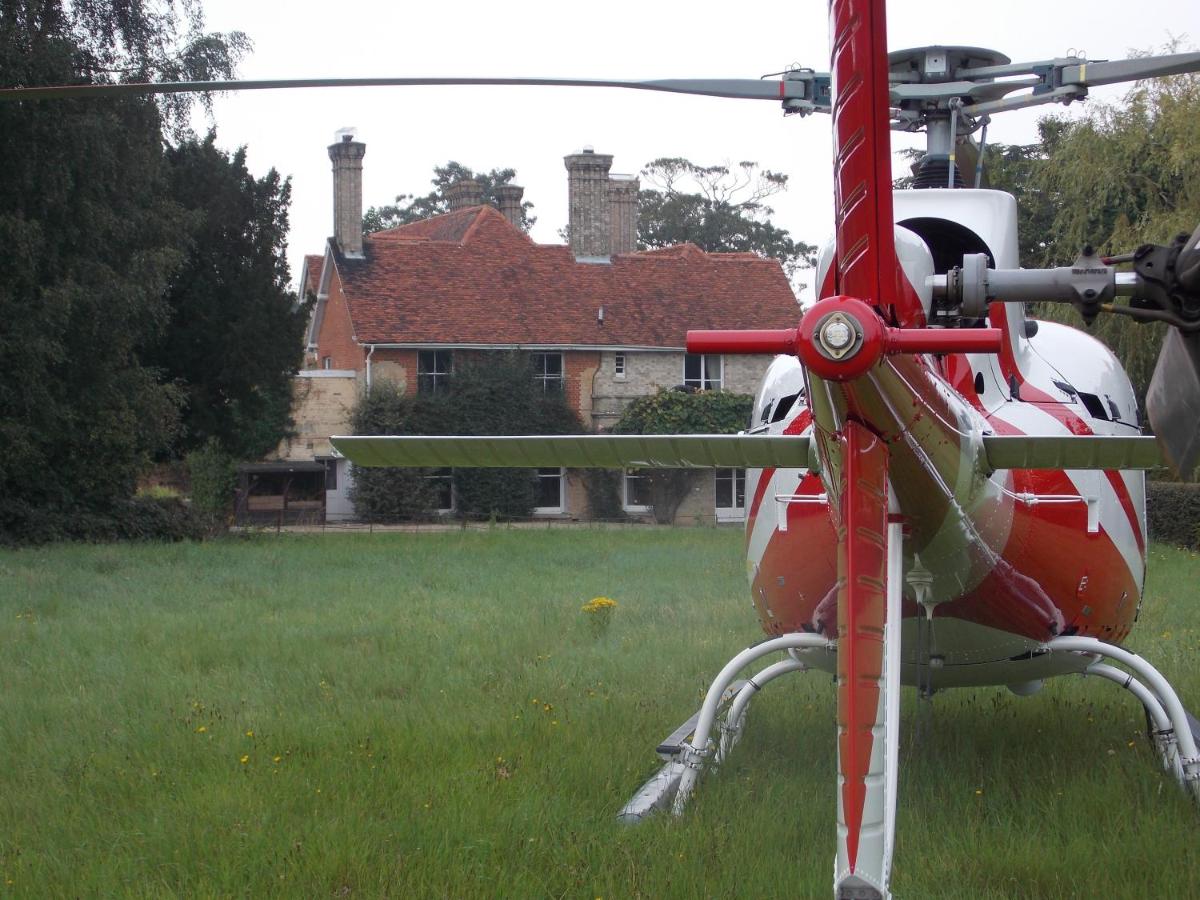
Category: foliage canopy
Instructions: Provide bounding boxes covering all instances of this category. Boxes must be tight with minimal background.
[0,2,294,542]
[637,157,815,289]
[363,162,536,233]
[974,60,1200,406]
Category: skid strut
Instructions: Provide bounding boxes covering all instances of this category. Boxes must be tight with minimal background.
[616,633,832,824]
[1047,636,1200,800]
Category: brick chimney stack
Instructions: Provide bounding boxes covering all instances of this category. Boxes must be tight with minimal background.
[494,184,525,229]
[445,178,485,211]
[328,130,366,258]
[564,147,614,259]
[608,174,639,255]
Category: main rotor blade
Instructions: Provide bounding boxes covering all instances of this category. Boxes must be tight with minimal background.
[0,75,812,103]
[331,434,811,470]
[1061,52,1200,89]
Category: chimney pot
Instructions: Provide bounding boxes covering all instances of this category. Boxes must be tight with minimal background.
[445,178,485,212]
[494,183,525,229]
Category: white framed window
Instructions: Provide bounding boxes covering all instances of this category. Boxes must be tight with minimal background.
[614,353,627,380]
[532,352,564,394]
[417,350,453,395]
[533,467,564,513]
[321,355,332,370]
[426,467,454,513]
[684,353,723,390]
[714,468,746,522]
[623,469,652,513]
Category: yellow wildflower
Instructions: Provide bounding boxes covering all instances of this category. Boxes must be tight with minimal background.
[240,755,250,765]
[195,726,207,734]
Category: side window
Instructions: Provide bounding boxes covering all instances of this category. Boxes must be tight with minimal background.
[426,468,454,512]
[623,469,651,512]
[417,350,452,395]
[532,352,564,394]
[683,353,722,390]
[534,467,564,512]
[614,353,627,380]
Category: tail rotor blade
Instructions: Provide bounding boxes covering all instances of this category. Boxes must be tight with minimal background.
[1147,328,1200,481]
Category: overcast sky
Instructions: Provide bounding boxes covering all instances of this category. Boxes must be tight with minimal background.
[193,0,1198,296]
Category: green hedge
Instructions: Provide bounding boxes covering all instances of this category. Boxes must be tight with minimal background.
[1146,482,1200,548]
[0,497,218,547]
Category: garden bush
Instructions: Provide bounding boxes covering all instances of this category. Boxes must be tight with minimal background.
[1146,481,1200,548]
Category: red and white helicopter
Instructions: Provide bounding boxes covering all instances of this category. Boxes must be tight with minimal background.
[11,2,1200,896]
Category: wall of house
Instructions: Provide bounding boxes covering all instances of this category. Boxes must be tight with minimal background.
[274,371,361,461]
[370,348,417,394]
[315,270,364,371]
[590,351,774,428]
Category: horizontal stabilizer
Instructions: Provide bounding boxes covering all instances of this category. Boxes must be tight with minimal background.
[331,434,810,470]
[983,435,1163,471]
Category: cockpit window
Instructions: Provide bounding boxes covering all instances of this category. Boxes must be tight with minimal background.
[771,391,802,424]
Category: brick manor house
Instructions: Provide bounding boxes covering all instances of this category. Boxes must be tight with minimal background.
[272,134,801,523]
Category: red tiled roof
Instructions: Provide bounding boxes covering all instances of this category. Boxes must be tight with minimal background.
[334,206,799,348]
[300,254,325,297]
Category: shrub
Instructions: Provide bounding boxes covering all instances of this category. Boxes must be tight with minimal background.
[0,497,215,547]
[613,388,753,524]
[349,353,582,522]
[186,440,237,518]
[1146,481,1200,548]
[580,469,626,521]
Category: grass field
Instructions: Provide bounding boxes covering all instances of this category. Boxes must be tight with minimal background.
[1,529,1199,899]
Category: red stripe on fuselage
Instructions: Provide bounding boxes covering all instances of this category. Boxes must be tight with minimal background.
[990,304,1145,553]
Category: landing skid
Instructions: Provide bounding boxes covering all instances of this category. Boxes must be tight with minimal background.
[621,429,905,900]
[1047,636,1200,798]
[616,633,834,824]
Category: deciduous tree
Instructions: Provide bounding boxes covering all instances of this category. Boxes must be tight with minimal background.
[363,162,536,233]
[637,157,815,289]
[983,60,1200,405]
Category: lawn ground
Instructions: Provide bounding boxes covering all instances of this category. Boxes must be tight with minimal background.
[1,529,1199,898]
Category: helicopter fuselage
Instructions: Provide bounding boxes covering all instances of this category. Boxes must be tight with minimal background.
[745,189,1146,689]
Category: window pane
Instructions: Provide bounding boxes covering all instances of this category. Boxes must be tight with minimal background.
[735,469,746,508]
[614,353,626,376]
[715,468,732,507]
[704,354,722,390]
[625,470,651,507]
[426,467,453,511]
[536,467,562,509]
[418,351,452,395]
[533,352,564,394]
[324,459,338,491]
[684,354,701,385]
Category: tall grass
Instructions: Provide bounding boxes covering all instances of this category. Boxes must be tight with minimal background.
[0,532,1198,898]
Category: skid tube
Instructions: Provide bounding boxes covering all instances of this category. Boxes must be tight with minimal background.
[1045,635,1200,800]
[616,633,833,824]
